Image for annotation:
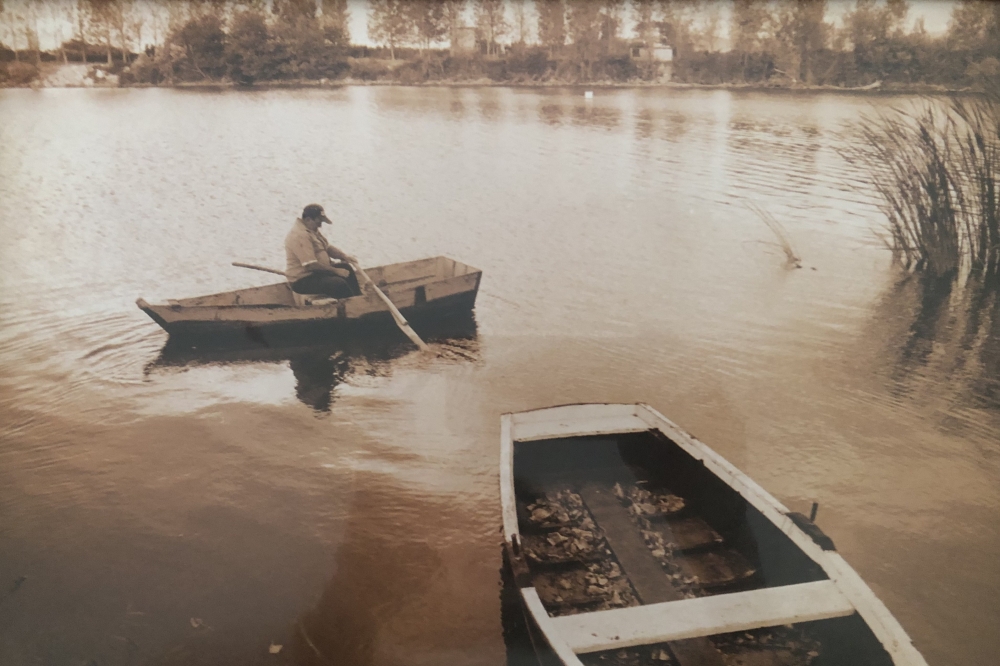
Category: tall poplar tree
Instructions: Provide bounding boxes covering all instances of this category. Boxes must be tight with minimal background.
[536,0,565,50]
[321,0,350,42]
[369,0,410,59]
[474,0,507,56]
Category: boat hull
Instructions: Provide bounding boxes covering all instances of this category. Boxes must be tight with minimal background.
[498,404,928,666]
[141,288,478,344]
[137,256,481,346]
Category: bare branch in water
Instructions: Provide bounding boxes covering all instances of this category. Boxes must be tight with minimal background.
[747,202,802,269]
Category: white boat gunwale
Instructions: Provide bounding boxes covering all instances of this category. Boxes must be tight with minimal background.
[499,402,928,666]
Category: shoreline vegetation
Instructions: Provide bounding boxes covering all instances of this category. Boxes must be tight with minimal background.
[1,1,998,93]
[849,93,1000,282]
[9,62,982,94]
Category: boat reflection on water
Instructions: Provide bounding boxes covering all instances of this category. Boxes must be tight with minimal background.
[147,311,480,412]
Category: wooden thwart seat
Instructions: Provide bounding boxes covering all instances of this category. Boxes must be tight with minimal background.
[550,580,856,654]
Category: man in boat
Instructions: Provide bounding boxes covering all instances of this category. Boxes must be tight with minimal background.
[285,204,362,299]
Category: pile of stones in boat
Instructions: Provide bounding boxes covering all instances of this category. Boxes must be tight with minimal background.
[531,560,639,614]
[522,490,610,565]
[614,482,701,598]
[523,489,639,613]
[580,643,679,666]
[711,626,823,665]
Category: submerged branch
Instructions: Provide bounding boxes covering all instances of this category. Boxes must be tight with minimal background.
[747,202,802,269]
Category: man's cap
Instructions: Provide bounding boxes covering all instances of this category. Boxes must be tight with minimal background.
[302,204,331,224]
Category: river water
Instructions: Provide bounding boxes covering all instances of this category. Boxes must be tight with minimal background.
[0,86,997,666]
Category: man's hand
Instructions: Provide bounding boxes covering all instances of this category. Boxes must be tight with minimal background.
[328,267,351,279]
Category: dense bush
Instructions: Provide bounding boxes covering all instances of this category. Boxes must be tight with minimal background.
[505,47,556,80]
[348,58,391,81]
[2,62,40,86]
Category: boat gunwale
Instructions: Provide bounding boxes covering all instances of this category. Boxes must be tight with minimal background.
[141,255,481,309]
[499,402,928,666]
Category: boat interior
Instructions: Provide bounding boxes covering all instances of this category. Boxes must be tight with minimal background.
[510,431,896,666]
[166,256,478,308]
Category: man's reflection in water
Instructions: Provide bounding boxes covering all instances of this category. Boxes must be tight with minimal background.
[288,352,353,412]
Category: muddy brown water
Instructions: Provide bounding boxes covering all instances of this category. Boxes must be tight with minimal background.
[0,87,997,666]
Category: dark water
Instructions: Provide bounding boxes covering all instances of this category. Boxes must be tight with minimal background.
[0,87,997,666]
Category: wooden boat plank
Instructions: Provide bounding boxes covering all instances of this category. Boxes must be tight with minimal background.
[578,484,727,666]
[551,580,855,654]
[512,416,648,443]
[501,415,519,543]
[173,282,297,307]
[511,404,640,426]
[424,272,481,302]
[365,257,441,285]
[655,516,724,552]
[683,548,758,589]
[151,302,340,324]
[578,484,681,604]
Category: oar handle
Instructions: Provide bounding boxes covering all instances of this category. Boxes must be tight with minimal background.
[232,261,287,277]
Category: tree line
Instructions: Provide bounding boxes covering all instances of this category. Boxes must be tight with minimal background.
[1,0,998,88]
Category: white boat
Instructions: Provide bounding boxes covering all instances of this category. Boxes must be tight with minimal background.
[500,403,928,666]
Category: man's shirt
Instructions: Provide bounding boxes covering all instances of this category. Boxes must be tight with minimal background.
[285,219,332,283]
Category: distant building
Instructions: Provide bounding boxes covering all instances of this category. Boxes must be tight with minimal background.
[631,42,674,81]
[451,27,478,55]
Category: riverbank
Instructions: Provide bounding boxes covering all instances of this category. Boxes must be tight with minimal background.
[0,63,966,95]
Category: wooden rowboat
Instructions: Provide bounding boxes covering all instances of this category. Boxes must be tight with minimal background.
[500,403,928,666]
[136,256,481,342]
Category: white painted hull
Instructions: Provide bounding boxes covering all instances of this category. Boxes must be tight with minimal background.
[500,403,928,666]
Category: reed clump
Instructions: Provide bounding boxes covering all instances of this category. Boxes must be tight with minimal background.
[851,95,1000,280]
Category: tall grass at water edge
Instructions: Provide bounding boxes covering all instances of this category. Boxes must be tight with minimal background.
[847,94,1000,281]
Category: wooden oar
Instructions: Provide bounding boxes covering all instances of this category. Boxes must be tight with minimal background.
[232,261,286,277]
[348,262,430,352]
[232,261,430,353]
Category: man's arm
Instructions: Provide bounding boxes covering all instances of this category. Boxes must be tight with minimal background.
[289,233,350,278]
[326,245,358,265]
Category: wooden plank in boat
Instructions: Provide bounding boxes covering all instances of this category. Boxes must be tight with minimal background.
[424,272,480,303]
[513,404,640,426]
[173,282,295,307]
[655,516,724,552]
[684,548,758,590]
[579,483,726,666]
[367,257,441,285]
[551,580,854,654]
[513,416,648,443]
